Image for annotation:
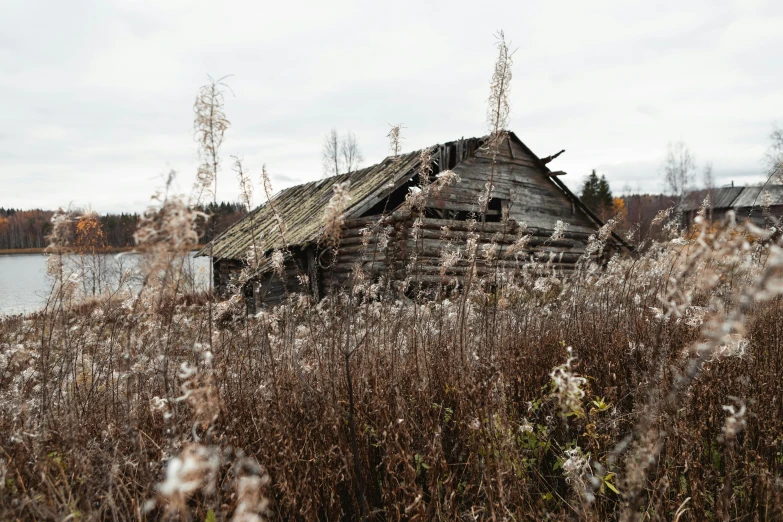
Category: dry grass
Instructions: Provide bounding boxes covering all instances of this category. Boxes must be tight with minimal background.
[1,202,783,521]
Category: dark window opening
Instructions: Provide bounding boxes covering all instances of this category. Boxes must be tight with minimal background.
[364,191,507,223]
[423,208,475,220]
[361,177,419,217]
[484,198,504,222]
[360,138,489,219]
[422,199,506,222]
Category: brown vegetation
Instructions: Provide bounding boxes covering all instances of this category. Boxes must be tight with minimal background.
[1,190,783,521]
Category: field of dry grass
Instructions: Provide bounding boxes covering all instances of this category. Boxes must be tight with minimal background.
[2,199,783,520]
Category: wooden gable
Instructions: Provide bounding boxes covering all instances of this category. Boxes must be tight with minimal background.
[423,134,597,232]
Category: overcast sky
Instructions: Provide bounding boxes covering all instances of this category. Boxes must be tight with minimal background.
[2,0,782,213]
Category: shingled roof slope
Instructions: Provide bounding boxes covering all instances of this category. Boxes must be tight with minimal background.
[201,148,424,261]
[681,185,783,212]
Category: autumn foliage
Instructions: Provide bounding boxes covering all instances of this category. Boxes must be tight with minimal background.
[0,204,245,252]
[75,212,107,253]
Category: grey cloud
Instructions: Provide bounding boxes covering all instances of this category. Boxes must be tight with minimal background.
[636,105,659,117]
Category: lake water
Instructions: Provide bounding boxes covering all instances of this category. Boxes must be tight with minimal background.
[0,252,210,316]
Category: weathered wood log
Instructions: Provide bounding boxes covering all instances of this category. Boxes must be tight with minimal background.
[334,254,389,267]
[406,263,580,276]
[415,218,595,240]
[413,228,578,248]
[328,261,390,273]
[408,255,594,268]
[399,238,587,260]
[405,269,577,286]
[343,211,408,228]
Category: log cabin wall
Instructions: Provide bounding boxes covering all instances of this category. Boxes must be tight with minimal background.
[680,185,783,229]
[216,251,310,314]
[214,259,244,296]
[318,215,599,295]
[249,263,306,311]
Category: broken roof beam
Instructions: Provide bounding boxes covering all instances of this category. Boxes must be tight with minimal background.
[540,149,565,164]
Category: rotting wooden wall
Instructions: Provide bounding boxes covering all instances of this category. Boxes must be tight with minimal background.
[214,259,244,297]
[683,206,782,229]
[426,137,596,232]
[216,247,320,313]
[317,216,602,296]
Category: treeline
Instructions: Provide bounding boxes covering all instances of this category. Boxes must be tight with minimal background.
[621,193,677,240]
[580,187,679,242]
[197,202,248,244]
[0,202,246,250]
[578,170,682,241]
[0,209,54,249]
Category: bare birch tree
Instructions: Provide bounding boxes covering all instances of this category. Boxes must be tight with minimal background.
[663,141,695,200]
[702,161,714,192]
[387,124,404,160]
[702,161,715,221]
[766,123,783,183]
[322,129,363,177]
[341,131,364,173]
[322,129,341,177]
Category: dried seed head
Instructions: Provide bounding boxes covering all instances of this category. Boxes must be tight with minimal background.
[486,30,513,153]
[387,124,404,162]
[322,181,351,245]
[270,249,285,277]
[550,220,569,242]
[550,347,586,416]
[721,398,747,440]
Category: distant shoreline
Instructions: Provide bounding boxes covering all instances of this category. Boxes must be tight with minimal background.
[0,246,203,256]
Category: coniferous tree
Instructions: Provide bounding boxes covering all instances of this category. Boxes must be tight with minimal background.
[580,170,600,213]
[580,170,614,220]
[596,175,614,214]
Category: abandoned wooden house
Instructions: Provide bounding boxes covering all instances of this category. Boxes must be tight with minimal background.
[680,185,783,227]
[200,132,624,310]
